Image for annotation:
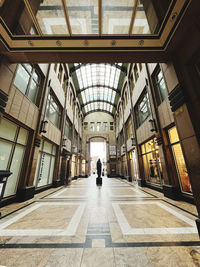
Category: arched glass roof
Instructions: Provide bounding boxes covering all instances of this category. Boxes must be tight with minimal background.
[73,63,125,116]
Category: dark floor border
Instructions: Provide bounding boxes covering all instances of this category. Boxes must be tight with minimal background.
[1,240,200,249]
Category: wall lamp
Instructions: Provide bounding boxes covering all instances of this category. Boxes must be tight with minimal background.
[62,138,67,147]
[149,119,157,132]
[40,120,48,133]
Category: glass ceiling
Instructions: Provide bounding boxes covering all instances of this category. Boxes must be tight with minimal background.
[2,0,170,36]
[73,64,124,115]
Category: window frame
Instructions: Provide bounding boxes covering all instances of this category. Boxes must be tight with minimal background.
[153,66,168,106]
[46,91,62,129]
[14,64,41,105]
[135,89,151,128]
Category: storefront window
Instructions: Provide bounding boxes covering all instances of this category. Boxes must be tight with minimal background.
[141,138,163,185]
[33,140,57,188]
[168,127,192,194]
[0,118,28,197]
[130,149,139,180]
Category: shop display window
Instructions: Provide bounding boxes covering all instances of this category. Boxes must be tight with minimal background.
[33,140,57,188]
[141,138,163,185]
[0,118,28,197]
[168,127,192,194]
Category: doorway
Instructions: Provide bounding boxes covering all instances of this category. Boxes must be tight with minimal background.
[90,141,107,175]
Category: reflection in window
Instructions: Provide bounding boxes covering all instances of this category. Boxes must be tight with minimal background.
[35,0,69,35]
[103,122,108,131]
[90,122,95,131]
[141,138,163,185]
[65,117,72,140]
[168,127,192,194]
[135,90,151,127]
[153,67,168,106]
[97,122,101,132]
[0,118,28,197]
[14,64,40,104]
[46,92,62,128]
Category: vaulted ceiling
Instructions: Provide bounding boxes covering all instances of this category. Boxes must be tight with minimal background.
[70,63,127,117]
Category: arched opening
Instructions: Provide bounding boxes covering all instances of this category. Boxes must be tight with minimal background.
[88,137,107,176]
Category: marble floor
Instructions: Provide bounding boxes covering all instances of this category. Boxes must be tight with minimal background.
[0,176,200,267]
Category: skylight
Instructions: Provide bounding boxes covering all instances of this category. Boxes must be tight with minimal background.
[74,63,123,115]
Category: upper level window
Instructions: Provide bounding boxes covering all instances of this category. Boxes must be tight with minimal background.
[110,122,114,131]
[97,122,101,131]
[90,122,95,131]
[135,90,151,128]
[65,117,72,140]
[134,64,139,82]
[153,67,168,105]
[58,64,63,83]
[84,122,88,130]
[14,64,40,104]
[46,92,61,129]
[103,122,108,131]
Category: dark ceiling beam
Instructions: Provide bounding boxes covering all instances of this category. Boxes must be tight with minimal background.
[84,109,114,117]
[70,63,127,76]
[77,85,120,95]
[81,100,117,108]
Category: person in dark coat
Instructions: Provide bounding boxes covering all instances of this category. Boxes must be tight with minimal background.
[97,159,102,178]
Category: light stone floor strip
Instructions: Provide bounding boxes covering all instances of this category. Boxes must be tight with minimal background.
[0,202,85,236]
[108,187,151,198]
[49,188,88,198]
[112,201,198,235]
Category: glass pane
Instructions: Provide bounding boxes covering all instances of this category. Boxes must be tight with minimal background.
[52,145,57,156]
[172,144,192,193]
[159,79,168,101]
[33,152,41,186]
[169,127,179,144]
[24,64,33,73]
[147,152,162,185]
[142,155,149,182]
[102,0,133,34]
[28,80,38,103]
[48,156,55,184]
[66,0,98,34]
[4,145,25,197]
[14,65,30,95]
[132,0,158,34]
[0,118,18,141]
[141,144,145,154]
[146,139,154,153]
[17,128,28,145]
[33,71,40,83]
[1,0,38,35]
[43,141,52,154]
[37,153,51,187]
[34,0,69,35]
[0,141,13,170]
[132,2,150,34]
